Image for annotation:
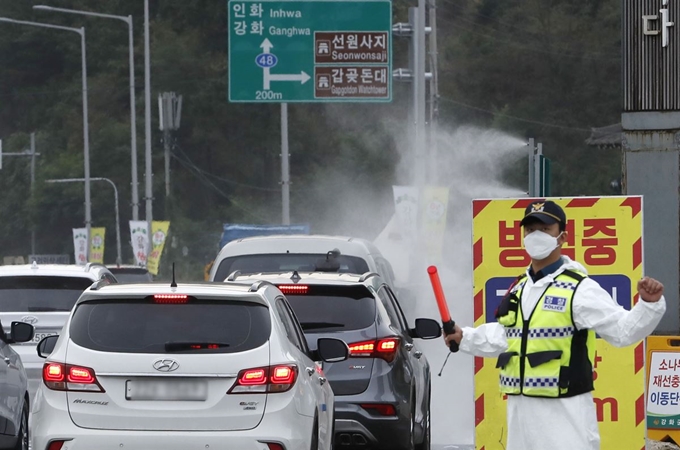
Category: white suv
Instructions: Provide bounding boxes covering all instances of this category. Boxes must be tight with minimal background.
[0,263,117,400]
[210,234,399,289]
[31,281,348,450]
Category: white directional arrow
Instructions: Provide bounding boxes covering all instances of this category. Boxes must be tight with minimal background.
[269,71,311,84]
[259,38,311,90]
[260,38,274,53]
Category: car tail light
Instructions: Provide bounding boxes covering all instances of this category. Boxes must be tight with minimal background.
[348,337,400,362]
[229,365,298,394]
[266,444,285,450]
[44,363,63,383]
[43,363,104,392]
[68,366,95,384]
[153,294,189,304]
[377,338,399,353]
[271,366,295,383]
[360,403,397,416]
[348,340,375,356]
[239,368,267,386]
[277,284,309,294]
[48,441,67,450]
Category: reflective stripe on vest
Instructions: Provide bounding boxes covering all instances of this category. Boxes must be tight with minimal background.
[496,269,595,398]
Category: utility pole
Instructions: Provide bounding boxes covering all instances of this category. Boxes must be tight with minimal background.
[143,0,153,257]
[392,6,431,187]
[528,138,535,196]
[0,133,41,255]
[535,142,543,197]
[527,139,551,197]
[412,4,426,187]
[30,133,36,255]
[392,1,433,283]
[158,92,182,199]
[281,103,290,225]
[427,0,439,184]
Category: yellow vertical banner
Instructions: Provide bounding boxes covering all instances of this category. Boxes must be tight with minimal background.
[472,196,644,450]
[89,227,106,264]
[419,186,449,263]
[147,221,170,275]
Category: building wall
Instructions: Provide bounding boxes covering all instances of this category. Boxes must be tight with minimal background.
[623,133,680,332]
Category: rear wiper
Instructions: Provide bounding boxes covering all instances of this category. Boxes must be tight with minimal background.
[164,342,230,352]
[300,322,345,330]
[27,306,68,312]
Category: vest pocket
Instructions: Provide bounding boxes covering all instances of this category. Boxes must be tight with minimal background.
[496,351,518,369]
[526,350,562,368]
[524,350,564,397]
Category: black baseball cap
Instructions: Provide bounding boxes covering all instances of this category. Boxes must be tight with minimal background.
[520,200,566,226]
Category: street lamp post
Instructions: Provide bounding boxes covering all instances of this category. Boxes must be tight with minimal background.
[33,5,140,222]
[143,0,153,260]
[0,17,92,260]
[46,178,122,266]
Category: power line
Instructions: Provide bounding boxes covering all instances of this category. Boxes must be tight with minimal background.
[170,145,270,222]
[172,142,356,194]
[172,143,280,192]
[439,96,593,132]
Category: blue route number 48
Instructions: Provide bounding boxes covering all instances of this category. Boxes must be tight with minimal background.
[255,53,278,69]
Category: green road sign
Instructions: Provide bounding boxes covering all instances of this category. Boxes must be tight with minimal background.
[228,0,392,103]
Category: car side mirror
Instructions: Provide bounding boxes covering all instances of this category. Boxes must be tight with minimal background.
[37,335,59,358]
[315,337,349,362]
[9,322,34,344]
[411,318,442,340]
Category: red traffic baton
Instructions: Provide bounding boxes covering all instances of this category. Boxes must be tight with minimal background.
[427,265,459,353]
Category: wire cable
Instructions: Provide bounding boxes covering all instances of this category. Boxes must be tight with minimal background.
[170,143,270,222]
[439,97,593,132]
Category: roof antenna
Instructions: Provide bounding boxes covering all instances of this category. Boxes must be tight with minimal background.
[170,263,177,288]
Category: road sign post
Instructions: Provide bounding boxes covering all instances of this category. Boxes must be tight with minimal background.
[228,0,392,103]
[228,0,392,224]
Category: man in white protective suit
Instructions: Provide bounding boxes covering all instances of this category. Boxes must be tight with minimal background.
[444,199,666,450]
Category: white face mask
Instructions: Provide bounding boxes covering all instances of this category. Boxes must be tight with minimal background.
[524,231,563,260]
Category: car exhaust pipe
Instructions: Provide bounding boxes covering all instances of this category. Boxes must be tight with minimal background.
[352,434,368,445]
[338,433,352,446]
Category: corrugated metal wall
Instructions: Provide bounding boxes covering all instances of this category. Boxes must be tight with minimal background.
[623,0,680,111]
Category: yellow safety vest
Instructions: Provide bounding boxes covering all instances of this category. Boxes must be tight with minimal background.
[495,269,596,398]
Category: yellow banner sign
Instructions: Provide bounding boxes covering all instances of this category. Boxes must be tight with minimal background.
[89,227,106,264]
[147,221,170,275]
[472,196,644,450]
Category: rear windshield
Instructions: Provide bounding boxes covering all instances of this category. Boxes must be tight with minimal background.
[0,276,94,312]
[69,299,271,354]
[284,286,376,332]
[214,254,370,282]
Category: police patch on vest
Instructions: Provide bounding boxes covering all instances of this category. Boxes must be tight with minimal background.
[542,296,567,312]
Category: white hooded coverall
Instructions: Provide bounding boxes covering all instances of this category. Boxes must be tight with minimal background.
[460,256,666,450]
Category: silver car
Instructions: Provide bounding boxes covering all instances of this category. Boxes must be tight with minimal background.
[0,320,34,450]
[0,262,117,400]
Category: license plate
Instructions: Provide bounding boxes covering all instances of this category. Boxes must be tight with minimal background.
[29,332,57,344]
[125,380,208,401]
